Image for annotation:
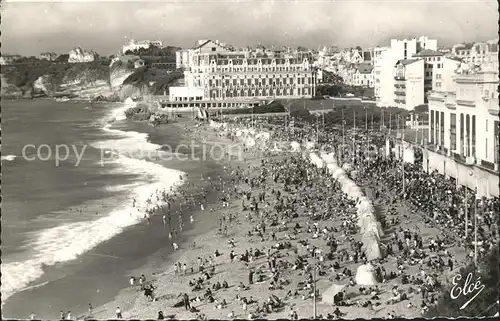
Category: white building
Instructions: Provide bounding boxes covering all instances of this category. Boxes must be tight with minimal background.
[431,56,462,93]
[40,52,58,61]
[428,64,499,170]
[451,40,498,66]
[172,39,317,102]
[68,47,97,63]
[393,59,425,110]
[168,86,205,102]
[413,49,445,100]
[176,40,233,69]
[374,36,437,107]
[352,63,374,87]
[122,40,163,55]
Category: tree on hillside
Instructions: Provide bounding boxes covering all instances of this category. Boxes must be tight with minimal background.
[55,54,69,63]
[124,45,180,60]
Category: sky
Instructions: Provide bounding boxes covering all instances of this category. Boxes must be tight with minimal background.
[1,0,499,56]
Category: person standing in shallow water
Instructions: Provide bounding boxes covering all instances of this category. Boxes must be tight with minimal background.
[116,307,123,319]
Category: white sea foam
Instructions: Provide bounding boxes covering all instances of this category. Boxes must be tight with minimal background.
[1,98,185,304]
[1,155,17,161]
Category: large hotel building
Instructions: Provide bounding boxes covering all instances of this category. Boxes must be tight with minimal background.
[162,40,317,108]
[426,62,499,197]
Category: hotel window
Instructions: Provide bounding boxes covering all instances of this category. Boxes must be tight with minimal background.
[435,111,440,145]
[494,121,499,164]
[466,115,470,157]
[430,110,435,144]
[472,115,476,157]
[460,113,464,155]
[440,112,445,146]
[450,113,457,151]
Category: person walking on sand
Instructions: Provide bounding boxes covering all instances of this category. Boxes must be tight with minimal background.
[190,215,194,224]
[60,310,65,320]
[172,242,179,251]
[88,303,93,315]
[66,311,71,320]
[183,293,191,310]
[116,307,123,319]
[29,312,36,320]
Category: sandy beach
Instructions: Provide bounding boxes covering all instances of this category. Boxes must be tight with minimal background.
[83,118,484,320]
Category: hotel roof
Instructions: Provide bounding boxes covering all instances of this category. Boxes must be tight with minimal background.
[356,63,373,73]
[396,59,421,66]
[413,49,444,57]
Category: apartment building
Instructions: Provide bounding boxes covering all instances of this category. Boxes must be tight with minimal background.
[431,56,462,93]
[413,49,445,101]
[374,36,437,109]
[393,59,425,110]
[171,40,317,102]
[428,64,499,170]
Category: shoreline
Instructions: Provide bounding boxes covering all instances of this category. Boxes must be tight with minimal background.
[85,120,244,320]
[0,112,223,319]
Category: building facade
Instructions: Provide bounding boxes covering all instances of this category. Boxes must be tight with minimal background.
[68,47,97,63]
[451,39,498,66]
[431,56,462,93]
[40,52,58,61]
[375,36,437,108]
[428,64,499,170]
[393,59,425,110]
[413,49,445,101]
[122,40,163,55]
[352,63,374,87]
[172,40,317,102]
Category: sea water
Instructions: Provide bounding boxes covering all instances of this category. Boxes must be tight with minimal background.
[1,99,189,317]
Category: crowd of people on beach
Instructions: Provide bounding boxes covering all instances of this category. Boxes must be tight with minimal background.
[87,115,498,320]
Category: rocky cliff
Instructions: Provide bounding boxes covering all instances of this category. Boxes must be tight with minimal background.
[109,58,136,89]
[1,61,110,99]
[1,56,182,101]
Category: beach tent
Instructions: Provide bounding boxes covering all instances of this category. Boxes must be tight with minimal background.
[321,283,346,305]
[290,141,301,152]
[355,263,378,285]
[305,141,315,150]
[342,163,353,172]
[403,145,415,164]
[362,232,382,261]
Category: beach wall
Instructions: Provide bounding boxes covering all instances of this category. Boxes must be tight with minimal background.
[421,149,499,197]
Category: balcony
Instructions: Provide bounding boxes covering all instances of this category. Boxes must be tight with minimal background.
[485,98,499,115]
[456,99,476,107]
